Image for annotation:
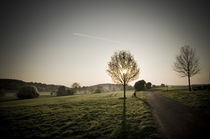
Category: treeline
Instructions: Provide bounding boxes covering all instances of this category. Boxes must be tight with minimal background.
[0,79,62,92]
[0,79,133,94]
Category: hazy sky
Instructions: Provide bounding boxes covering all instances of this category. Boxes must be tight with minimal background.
[1,0,210,87]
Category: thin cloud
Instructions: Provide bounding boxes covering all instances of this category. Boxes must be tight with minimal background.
[73,33,121,44]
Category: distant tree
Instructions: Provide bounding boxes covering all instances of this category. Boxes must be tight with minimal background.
[146,82,152,89]
[72,82,81,88]
[160,84,165,87]
[134,80,146,91]
[107,50,140,99]
[174,45,200,91]
[56,86,66,96]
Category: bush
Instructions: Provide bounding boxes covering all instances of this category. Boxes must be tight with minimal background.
[134,80,146,91]
[17,86,39,99]
[95,88,102,93]
[56,86,75,96]
[146,82,152,89]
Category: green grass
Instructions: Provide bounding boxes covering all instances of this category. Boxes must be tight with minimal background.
[0,91,160,138]
[155,87,210,115]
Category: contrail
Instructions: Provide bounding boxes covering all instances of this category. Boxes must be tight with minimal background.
[73,33,121,44]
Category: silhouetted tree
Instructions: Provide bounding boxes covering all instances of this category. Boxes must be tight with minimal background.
[134,80,146,91]
[146,82,152,89]
[174,45,200,91]
[72,82,80,88]
[160,84,165,87]
[107,50,140,99]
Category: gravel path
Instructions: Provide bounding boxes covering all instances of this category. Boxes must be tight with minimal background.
[146,92,210,139]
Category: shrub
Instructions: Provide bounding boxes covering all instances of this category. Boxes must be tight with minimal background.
[134,80,146,91]
[56,86,75,96]
[17,86,39,99]
[146,82,152,89]
[95,88,102,93]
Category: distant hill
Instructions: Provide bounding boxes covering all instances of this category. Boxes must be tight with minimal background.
[0,79,134,94]
[0,79,62,92]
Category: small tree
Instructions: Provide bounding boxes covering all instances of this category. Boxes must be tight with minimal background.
[160,84,165,87]
[146,82,152,89]
[174,45,200,91]
[107,50,139,99]
[134,80,146,91]
[72,82,80,88]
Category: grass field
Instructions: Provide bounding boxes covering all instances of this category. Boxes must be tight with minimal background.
[0,91,160,138]
[153,87,210,115]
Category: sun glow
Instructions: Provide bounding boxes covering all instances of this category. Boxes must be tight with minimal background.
[122,69,127,74]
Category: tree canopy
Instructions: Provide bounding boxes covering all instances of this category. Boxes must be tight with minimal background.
[107,50,140,85]
[174,45,200,91]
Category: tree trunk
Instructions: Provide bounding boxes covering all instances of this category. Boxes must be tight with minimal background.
[123,74,126,99]
[133,90,136,97]
[188,75,191,91]
[123,84,126,99]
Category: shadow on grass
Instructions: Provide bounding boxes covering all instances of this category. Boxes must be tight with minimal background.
[0,98,19,103]
[133,95,150,108]
[121,98,127,138]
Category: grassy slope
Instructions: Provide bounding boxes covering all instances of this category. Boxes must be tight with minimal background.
[152,87,210,115]
[0,91,160,138]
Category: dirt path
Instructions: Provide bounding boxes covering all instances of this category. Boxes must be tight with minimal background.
[146,92,210,139]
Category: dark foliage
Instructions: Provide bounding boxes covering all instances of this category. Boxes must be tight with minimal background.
[134,80,146,91]
[72,82,81,88]
[56,86,75,96]
[17,86,39,99]
[0,79,60,92]
[192,84,210,91]
[160,84,165,87]
[146,82,152,89]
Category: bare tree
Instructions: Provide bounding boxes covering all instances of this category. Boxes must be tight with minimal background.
[174,45,200,91]
[107,50,140,99]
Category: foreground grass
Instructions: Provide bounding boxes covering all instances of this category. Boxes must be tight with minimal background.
[0,91,160,138]
[154,87,210,115]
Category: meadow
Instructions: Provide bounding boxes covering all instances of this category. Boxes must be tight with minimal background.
[0,91,160,138]
[152,87,210,115]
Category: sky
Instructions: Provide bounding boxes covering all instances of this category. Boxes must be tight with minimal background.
[1,0,210,87]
